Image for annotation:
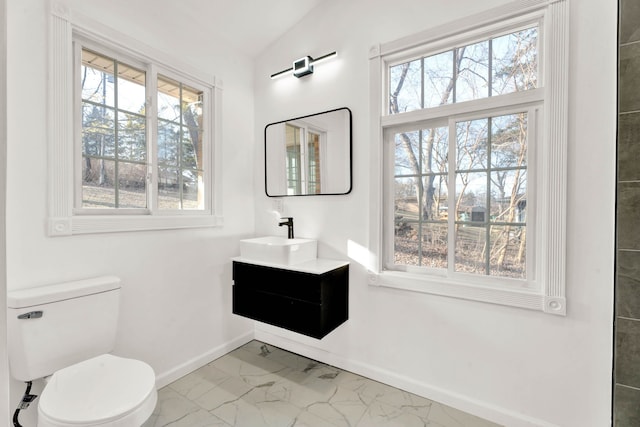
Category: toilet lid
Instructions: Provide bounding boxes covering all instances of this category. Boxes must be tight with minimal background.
[39,354,156,425]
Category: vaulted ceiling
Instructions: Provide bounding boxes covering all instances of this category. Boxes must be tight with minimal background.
[66,0,327,58]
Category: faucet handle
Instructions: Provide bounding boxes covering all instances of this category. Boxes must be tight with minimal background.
[278,217,294,239]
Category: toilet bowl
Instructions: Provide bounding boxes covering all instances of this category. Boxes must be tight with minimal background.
[7,276,158,427]
[37,354,157,427]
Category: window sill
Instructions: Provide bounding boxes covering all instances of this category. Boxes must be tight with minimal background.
[369,270,566,315]
[48,214,223,236]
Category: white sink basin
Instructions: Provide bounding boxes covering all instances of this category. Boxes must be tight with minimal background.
[239,236,317,265]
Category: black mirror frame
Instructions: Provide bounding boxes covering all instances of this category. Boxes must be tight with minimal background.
[264,107,352,197]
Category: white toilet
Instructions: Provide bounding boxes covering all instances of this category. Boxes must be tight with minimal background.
[7,276,158,426]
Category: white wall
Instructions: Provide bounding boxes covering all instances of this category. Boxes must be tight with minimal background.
[253,1,616,426]
[0,0,9,423]
[6,0,255,423]
[3,0,616,425]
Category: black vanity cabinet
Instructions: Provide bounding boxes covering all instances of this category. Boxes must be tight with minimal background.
[232,260,349,339]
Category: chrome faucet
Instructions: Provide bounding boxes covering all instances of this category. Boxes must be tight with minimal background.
[278,217,294,239]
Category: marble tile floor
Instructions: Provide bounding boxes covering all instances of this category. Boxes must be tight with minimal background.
[142,340,501,427]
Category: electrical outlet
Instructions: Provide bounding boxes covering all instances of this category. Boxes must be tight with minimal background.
[273,198,284,214]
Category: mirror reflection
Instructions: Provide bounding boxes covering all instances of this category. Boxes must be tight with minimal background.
[265,108,352,196]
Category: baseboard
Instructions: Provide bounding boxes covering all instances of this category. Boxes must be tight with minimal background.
[154,331,254,389]
[254,329,559,427]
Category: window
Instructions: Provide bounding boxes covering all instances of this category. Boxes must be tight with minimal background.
[392,110,530,279]
[49,11,222,235]
[369,0,568,314]
[284,122,326,195]
[389,27,538,114]
[156,75,205,210]
[78,47,208,213]
[80,49,149,210]
[285,124,303,194]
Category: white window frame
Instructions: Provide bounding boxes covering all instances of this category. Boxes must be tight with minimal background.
[368,0,568,314]
[285,120,328,195]
[48,5,223,235]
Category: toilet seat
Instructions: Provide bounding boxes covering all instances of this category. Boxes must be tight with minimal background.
[37,354,157,427]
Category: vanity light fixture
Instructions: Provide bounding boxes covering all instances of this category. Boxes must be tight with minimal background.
[270,51,337,79]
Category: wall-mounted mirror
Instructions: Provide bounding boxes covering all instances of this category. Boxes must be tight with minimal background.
[265,107,352,196]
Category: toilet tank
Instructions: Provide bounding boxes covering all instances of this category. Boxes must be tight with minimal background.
[7,276,122,382]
